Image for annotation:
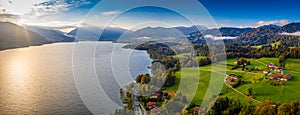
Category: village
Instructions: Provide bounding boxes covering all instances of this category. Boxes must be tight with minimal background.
[227,59,293,84]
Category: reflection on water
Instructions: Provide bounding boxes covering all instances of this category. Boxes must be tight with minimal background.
[0,42,152,114]
[0,43,91,114]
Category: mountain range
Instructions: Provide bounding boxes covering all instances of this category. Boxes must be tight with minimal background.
[67,26,128,41]
[67,25,207,41]
[0,22,74,50]
[0,21,300,50]
[188,23,300,46]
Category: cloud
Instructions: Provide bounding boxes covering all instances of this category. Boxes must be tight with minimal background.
[101,10,120,16]
[0,9,20,23]
[0,0,97,17]
[279,32,300,36]
[253,20,289,27]
[30,0,93,16]
[204,35,237,40]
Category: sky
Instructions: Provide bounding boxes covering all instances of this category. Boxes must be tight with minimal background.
[0,0,299,32]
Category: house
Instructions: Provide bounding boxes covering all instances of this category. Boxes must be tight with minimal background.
[147,102,157,109]
[168,92,176,97]
[268,72,273,76]
[268,63,276,69]
[226,75,239,82]
[194,107,200,114]
[263,70,269,74]
[281,74,292,81]
[275,66,283,73]
[269,74,283,80]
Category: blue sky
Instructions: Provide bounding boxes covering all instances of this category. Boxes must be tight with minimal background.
[199,0,300,27]
[0,0,299,31]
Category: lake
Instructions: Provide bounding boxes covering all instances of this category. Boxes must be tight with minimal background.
[0,42,152,114]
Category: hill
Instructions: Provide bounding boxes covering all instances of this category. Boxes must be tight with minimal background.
[67,26,129,41]
[188,22,300,47]
[25,26,74,42]
[237,23,300,46]
[0,22,51,50]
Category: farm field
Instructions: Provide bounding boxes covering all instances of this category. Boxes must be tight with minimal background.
[166,57,300,106]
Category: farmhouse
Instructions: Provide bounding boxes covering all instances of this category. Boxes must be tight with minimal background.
[269,74,293,81]
[147,102,157,109]
[281,74,293,81]
[194,107,200,114]
[226,75,239,82]
[168,92,176,97]
[275,66,283,73]
[263,70,269,74]
[268,63,275,69]
[269,74,283,80]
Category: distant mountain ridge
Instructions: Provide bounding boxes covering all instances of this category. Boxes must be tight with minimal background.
[67,25,207,41]
[25,26,75,42]
[187,27,255,43]
[237,23,300,46]
[188,22,300,47]
[258,24,281,29]
[1,21,300,51]
[0,22,51,50]
[67,26,129,41]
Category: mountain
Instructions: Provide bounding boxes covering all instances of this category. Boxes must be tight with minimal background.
[67,26,129,41]
[67,25,207,41]
[258,24,281,29]
[0,22,51,50]
[187,27,254,43]
[277,22,300,33]
[187,23,300,47]
[175,25,208,35]
[25,26,74,42]
[236,23,300,46]
[237,28,278,45]
[122,25,207,39]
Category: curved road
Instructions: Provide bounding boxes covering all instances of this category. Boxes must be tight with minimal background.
[133,84,147,115]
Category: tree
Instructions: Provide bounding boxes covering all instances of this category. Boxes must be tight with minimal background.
[277,103,291,115]
[279,55,285,65]
[247,87,254,96]
[255,100,277,115]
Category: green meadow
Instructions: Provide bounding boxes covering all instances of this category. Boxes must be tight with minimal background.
[166,57,300,105]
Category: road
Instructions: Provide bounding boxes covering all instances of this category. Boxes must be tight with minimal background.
[132,84,147,115]
[223,75,261,103]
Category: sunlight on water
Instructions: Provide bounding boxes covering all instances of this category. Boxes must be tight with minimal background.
[0,42,152,114]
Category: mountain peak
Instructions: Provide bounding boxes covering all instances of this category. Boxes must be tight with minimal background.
[258,24,281,29]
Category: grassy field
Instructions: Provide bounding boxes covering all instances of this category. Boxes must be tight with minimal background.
[172,53,207,61]
[166,57,300,105]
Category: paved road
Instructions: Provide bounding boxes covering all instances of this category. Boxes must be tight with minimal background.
[133,84,147,115]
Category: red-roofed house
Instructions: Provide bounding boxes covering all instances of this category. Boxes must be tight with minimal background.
[194,107,200,114]
[147,102,157,109]
[275,66,283,73]
[168,92,176,97]
[268,63,275,69]
[263,70,269,74]
[270,74,283,80]
[281,74,292,81]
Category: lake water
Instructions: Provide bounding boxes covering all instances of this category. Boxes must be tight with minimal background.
[0,42,152,114]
